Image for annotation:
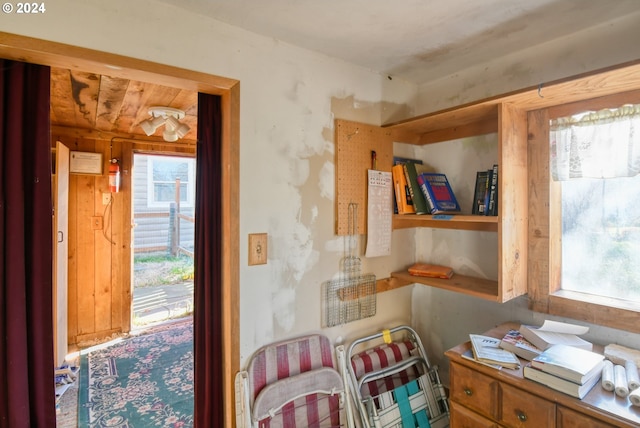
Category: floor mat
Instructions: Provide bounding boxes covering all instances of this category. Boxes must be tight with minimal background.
[78,319,193,427]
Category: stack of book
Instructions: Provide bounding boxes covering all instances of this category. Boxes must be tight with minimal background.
[523,344,605,399]
[465,334,521,370]
[499,329,543,361]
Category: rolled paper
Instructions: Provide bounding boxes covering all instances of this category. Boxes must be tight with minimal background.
[626,360,640,391]
[614,364,629,397]
[630,388,640,407]
[601,360,615,392]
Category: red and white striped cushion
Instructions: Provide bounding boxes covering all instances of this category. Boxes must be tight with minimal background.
[247,334,340,427]
[350,340,420,398]
[253,368,343,428]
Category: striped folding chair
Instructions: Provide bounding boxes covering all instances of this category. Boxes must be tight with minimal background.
[235,333,354,428]
[343,326,450,428]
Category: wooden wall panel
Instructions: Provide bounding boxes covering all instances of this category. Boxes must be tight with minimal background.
[74,157,97,337]
[56,134,195,347]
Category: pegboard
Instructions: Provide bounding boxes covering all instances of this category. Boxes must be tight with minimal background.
[335,119,394,235]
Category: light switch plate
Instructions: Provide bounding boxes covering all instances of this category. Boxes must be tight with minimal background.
[248,233,268,265]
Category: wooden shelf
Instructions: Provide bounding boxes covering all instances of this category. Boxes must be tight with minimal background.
[393,214,498,232]
[390,270,500,302]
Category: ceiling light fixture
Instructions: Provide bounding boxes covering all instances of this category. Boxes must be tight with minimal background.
[139,106,191,142]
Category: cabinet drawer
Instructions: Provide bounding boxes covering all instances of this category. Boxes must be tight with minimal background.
[557,406,616,428]
[450,362,499,419]
[450,400,500,428]
[500,382,555,428]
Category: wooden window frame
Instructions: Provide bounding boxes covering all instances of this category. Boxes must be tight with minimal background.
[527,90,640,334]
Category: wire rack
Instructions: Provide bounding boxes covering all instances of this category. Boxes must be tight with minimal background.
[323,203,376,327]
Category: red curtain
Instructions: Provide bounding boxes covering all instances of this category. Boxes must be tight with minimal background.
[0,60,56,427]
[194,93,224,426]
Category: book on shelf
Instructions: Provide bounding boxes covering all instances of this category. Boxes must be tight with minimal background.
[520,320,593,351]
[499,329,543,361]
[472,170,490,215]
[392,164,415,214]
[403,162,431,215]
[393,157,423,214]
[487,164,498,216]
[531,344,605,385]
[523,364,601,399]
[469,334,520,369]
[407,262,454,279]
[416,172,461,214]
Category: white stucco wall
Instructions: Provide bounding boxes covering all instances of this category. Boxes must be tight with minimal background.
[414,9,640,115]
[4,0,640,388]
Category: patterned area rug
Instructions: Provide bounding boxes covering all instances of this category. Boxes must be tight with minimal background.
[78,319,193,427]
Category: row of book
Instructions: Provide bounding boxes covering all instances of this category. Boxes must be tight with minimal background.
[392,158,461,215]
[392,158,499,216]
[472,164,498,216]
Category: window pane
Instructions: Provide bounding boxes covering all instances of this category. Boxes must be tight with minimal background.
[561,175,640,301]
[154,183,189,202]
[153,159,189,182]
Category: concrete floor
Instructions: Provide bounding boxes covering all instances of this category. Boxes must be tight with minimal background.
[132,281,194,327]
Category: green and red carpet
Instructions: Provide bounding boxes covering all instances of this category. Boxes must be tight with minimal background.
[78,319,193,427]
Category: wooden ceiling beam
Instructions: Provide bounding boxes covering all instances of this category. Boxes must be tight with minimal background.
[51,125,197,147]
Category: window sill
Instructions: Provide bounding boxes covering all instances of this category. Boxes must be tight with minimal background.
[548,290,640,334]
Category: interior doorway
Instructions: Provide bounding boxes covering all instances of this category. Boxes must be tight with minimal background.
[1,33,240,426]
[131,153,196,327]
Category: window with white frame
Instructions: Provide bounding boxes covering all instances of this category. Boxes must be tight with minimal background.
[146,155,195,208]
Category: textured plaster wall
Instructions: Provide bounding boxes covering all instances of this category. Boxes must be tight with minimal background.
[1,0,419,367]
[414,10,640,115]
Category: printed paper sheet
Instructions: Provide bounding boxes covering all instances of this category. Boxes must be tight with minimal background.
[365,170,393,257]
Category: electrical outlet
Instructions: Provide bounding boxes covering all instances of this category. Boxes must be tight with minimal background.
[248,233,268,265]
[102,192,111,205]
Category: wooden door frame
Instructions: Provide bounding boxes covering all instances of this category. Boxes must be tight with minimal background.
[0,32,240,427]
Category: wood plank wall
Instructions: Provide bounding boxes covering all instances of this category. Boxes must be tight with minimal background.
[54,135,195,346]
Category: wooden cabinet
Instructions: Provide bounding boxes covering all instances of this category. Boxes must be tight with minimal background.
[336,102,528,303]
[336,63,640,303]
[446,323,640,428]
[450,401,499,428]
[388,102,529,303]
[556,406,617,428]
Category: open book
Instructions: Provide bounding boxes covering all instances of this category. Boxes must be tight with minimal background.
[469,334,520,369]
[520,320,592,351]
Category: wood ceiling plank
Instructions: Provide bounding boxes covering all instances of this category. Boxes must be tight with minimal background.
[115,80,158,135]
[95,75,130,132]
[69,71,100,128]
[128,84,183,134]
[50,68,79,128]
[171,89,198,116]
[170,89,198,140]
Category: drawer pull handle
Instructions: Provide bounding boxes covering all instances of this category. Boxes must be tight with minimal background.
[517,411,527,422]
[464,388,473,396]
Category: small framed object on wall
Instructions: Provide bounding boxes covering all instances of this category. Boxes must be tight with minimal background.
[70,151,103,175]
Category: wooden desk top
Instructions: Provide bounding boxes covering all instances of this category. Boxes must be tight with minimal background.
[445,322,640,427]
